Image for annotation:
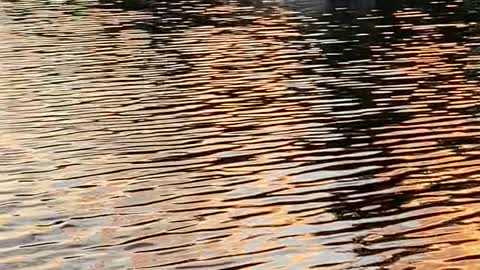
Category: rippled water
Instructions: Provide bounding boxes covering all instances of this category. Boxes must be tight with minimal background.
[1,0,480,269]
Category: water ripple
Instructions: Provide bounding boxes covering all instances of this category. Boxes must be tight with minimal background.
[0,0,480,269]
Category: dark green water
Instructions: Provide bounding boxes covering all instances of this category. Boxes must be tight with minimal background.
[0,0,480,269]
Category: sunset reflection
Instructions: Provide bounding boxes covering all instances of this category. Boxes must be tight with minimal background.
[0,0,479,269]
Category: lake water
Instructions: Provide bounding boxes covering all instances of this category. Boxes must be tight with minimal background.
[0,0,480,269]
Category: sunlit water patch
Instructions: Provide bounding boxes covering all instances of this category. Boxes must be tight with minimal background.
[0,0,479,269]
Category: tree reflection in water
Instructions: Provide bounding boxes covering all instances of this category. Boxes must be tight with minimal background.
[0,0,479,269]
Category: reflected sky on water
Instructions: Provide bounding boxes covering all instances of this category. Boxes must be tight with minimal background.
[0,0,480,269]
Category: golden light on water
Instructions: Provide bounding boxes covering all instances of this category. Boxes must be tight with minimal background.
[0,0,480,269]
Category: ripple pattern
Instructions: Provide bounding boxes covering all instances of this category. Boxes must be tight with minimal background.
[0,0,480,269]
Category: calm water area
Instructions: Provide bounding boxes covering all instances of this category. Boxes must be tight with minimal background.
[0,0,480,269]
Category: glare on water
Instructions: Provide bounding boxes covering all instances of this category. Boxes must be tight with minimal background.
[0,0,479,269]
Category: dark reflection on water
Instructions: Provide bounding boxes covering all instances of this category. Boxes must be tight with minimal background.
[0,0,480,269]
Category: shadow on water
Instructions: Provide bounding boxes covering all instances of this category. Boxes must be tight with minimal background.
[0,0,480,269]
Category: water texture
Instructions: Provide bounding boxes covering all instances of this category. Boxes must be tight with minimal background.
[0,0,480,269]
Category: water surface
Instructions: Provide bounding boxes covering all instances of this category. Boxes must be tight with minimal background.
[0,0,480,269]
